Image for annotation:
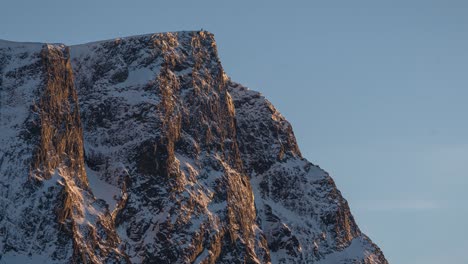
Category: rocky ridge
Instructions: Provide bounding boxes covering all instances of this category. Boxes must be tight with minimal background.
[0,31,387,264]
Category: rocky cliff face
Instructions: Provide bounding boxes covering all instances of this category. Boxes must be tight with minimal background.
[0,31,387,264]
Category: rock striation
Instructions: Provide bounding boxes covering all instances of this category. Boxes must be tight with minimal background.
[0,31,387,264]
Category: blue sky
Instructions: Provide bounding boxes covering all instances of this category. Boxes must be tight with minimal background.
[2,0,467,263]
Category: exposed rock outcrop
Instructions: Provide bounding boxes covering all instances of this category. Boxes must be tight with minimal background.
[0,31,387,264]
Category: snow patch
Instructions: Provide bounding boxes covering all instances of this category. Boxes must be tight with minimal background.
[86,166,121,210]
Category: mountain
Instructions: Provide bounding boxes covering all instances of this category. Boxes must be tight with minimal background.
[0,31,387,264]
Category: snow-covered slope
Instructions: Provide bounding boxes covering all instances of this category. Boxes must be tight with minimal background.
[229,83,387,264]
[0,32,387,263]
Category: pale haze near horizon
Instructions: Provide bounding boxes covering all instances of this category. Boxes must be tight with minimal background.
[1,1,467,263]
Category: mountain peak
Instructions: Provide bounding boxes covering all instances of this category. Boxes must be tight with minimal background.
[70,30,215,47]
[0,32,386,264]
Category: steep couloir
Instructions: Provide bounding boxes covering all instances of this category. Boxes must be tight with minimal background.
[0,31,387,264]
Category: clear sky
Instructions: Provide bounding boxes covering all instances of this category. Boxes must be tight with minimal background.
[2,1,467,263]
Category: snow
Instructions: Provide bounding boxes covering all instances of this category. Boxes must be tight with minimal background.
[0,41,42,144]
[0,32,386,264]
[116,67,159,89]
[0,39,44,49]
[85,166,120,211]
[319,236,376,264]
[193,248,210,264]
[69,30,200,48]
[0,252,60,264]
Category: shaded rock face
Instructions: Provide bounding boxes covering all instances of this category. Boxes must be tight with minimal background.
[228,84,387,264]
[0,32,387,264]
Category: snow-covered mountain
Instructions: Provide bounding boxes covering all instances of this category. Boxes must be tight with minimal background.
[0,31,387,264]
